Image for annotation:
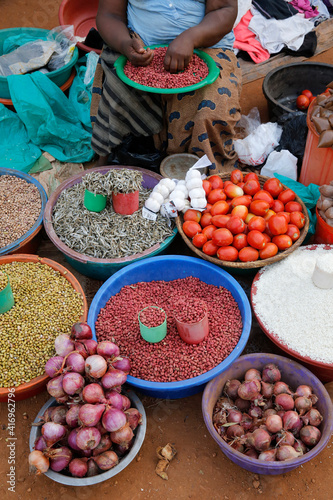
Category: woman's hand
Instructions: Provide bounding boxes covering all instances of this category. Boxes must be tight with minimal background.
[122,35,154,66]
[164,32,195,73]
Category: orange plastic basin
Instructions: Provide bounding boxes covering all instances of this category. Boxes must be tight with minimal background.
[59,0,101,54]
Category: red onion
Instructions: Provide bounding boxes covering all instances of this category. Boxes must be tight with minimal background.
[41,422,66,447]
[94,451,119,471]
[95,421,108,436]
[28,450,50,475]
[237,379,261,401]
[301,408,323,427]
[261,381,274,399]
[111,357,131,374]
[276,410,285,419]
[82,383,106,404]
[102,407,127,432]
[45,356,64,378]
[56,395,69,404]
[80,339,98,356]
[47,375,65,399]
[244,369,261,382]
[41,407,53,423]
[227,409,243,424]
[55,334,75,357]
[85,355,108,379]
[79,449,93,458]
[244,449,258,459]
[65,351,86,374]
[97,341,120,359]
[110,423,134,445]
[266,414,283,434]
[226,425,245,440]
[71,322,92,340]
[293,440,307,454]
[76,427,101,450]
[114,440,133,456]
[275,393,295,411]
[224,379,241,400]
[258,449,277,461]
[262,398,274,411]
[295,385,313,398]
[48,446,73,472]
[74,341,89,359]
[283,411,303,435]
[101,369,127,390]
[126,408,143,430]
[300,425,321,447]
[66,404,82,428]
[87,458,99,477]
[69,458,88,477]
[248,405,262,419]
[104,390,124,410]
[273,381,292,396]
[34,436,47,452]
[234,398,251,412]
[276,445,300,461]
[92,434,113,456]
[240,413,253,431]
[50,406,67,425]
[231,442,244,453]
[122,395,131,411]
[262,363,281,383]
[79,404,105,427]
[294,396,312,415]
[63,372,85,395]
[68,428,82,451]
[246,428,271,452]
[263,409,277,417]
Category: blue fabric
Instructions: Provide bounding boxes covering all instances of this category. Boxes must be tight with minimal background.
[127,0,235,50]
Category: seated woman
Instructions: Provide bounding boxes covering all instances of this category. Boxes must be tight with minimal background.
[91,0,242,172]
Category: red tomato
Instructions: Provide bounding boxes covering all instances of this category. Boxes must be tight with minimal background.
[268,214,288,236]
[230,169,244,185]
[224,184,244,199]
[207,188,226,205]
[277,211,291,224]
[226,216,246,235]
[202,179,212,197]
[286,224,300,242]
[265,222,274,239]
[217,246,239,262]
[244,172,259,183]
[296,94,310,110]
[272,199,284,213]
[243,179,261,196]
[239,246,259,262]
[309,96,316,103]
[253,190,274,208]
[192,233,208,248]
[203,203,213,214]
[210,200,229,216]
[211,214,230,228]
[183,209,201,223]
[264,209,276,221]
[202,240,219,256]
[259,242,278,259]
[250,200,270,217]
[272,234,293,251]
[208,175,223,190]
[223,180,233,189]
[245,212,255,224]
[301,89,313,99]
[212,228,233,247]
[202,224,217,240]
[238,181,245,189]
[262,232,271,244]
[182,221,202,238]
[247,230,266,250]
[233,233,247,250]
[231,195,252,209]
[200,212,213,228]
[289,211,305,229]
[284,201,303,213]
[263,178,284,198]
[231,205,248,220]
[278,188,296,204]
[248,216,266,232]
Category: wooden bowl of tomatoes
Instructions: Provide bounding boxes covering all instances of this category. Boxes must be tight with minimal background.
[175,171,309,270]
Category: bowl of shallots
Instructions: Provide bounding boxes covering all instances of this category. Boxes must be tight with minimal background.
[202,353,333,475]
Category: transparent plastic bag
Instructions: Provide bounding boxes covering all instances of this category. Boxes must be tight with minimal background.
[234,121,283,166]
[46,25,77,71]
[261,150,298,181]
[0,40,56,76]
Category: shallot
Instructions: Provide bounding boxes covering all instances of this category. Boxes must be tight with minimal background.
[65,351,86,374]
[80,339,98,356]
[275,393,294,411]
[41,422,66,447]
[283,411,302,435]
[224,379,241,400]
[62,372,85,395]
[276,445,300,461]
[301,408,323,427]
[28,450,50,474]
[110,423,134,445]
[66,405,82,428]
[265,414,283,434]
[244,369,261,381]
[126,408,143,430]
[92,434,113,456]
[85,355,108,379]
[69,458,88,477]
[46,375,65,399]
[68,428,82,451]
[101,369,127,389]
[87,458,99,477]
[71,322,93,340]
[294,396,312,415]
[82,383,106,404]
[50,406,67,425]
[261,363,281,383]
[258,449,277,461]
[55,334,75,357]
[102,407,127,432]
[34,436,47,452]
[111,357,131,374]
[48,446,73,472]
[237,379,261,401]
[97,341,120,359]
[45,356,64,378]
[300,425,321,447]
[79,404,105,427]
[76,427,101,451]
[94,451,119,471]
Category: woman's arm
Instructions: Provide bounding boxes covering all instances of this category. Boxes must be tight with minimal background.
[164,0,237,73]
[96,0,153,65]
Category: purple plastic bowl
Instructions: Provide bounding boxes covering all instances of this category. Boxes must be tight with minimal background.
[202,353,333,475]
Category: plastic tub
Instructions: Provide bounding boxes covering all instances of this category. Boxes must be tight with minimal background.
[314,207,333,244]
[0,168,48,256]
[88,255,252,399]
[112,190,139,215]
[299,99,333,186]
[0,254,87,402]
[29,388,146,486]
[0,28,79,100]
[59,0,101,54]
[202,353,333,475]
[43,166,178,281]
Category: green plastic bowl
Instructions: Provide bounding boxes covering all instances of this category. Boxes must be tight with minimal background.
[0,27,79,99]
[114,44,220,94]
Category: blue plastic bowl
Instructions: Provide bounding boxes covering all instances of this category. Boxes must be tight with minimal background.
[202,353,333,475]
[88,255,252,399]
[0,168,47,256]
[0,27,79,99]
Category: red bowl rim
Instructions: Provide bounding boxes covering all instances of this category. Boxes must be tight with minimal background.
[251,244,333,370]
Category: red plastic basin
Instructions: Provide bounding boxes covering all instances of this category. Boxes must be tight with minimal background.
[59,0,101,54]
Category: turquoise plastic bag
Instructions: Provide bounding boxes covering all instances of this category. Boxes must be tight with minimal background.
[0,104,41,172]
[8,72,94,163]
[274,174,320,236]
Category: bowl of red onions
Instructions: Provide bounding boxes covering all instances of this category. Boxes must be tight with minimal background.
[28,322,146,486]
[202,353,333,475]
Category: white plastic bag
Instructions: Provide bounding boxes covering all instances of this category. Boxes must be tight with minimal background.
[260,149,298,181]
[234,122,283,166]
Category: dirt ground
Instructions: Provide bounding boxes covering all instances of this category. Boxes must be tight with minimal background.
[1,2,333,499]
